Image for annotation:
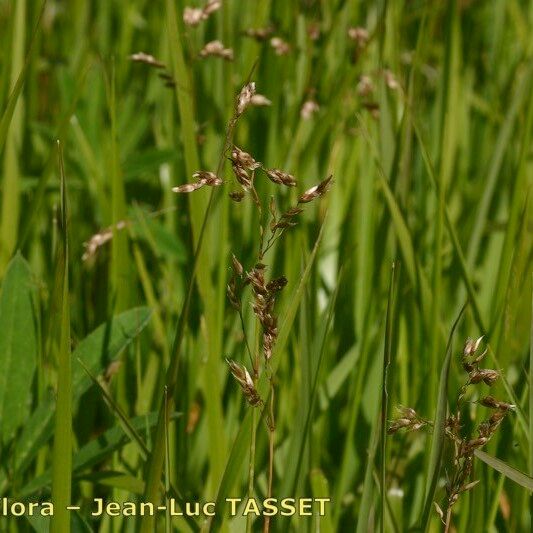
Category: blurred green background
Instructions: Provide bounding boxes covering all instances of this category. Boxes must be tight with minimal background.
[0,0,532,531]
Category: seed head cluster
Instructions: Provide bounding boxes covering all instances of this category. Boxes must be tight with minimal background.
[388,336,513,528]
[183,0,221,27]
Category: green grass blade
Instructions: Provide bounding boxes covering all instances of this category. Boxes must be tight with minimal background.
[474,450,533,491]
[50,141,72,533]
[530,279,533,516]
[380,262,397,533]
[418,302,467,531]
[0,1,45,153]
[310,469,334,533]
[279,278,339,499]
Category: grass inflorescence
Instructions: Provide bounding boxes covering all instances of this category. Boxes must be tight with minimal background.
[0,1,531,532]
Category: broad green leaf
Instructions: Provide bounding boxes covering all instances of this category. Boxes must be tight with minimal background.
[0,253,37,443]
[11,307,152,478]
[19,412,161,498]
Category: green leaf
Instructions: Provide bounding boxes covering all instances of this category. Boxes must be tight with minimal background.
[279,280,339,498]
[50,140,72,533]
[474,449,533,491]
[0,3,45,154]
[310,469,334,533]
[0,253,38,443]
[11,307,152,479]
[19,412,162,498]
[418,303,467,531]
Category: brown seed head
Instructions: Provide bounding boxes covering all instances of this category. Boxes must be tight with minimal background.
[237,82,256,115]
[231,147,261,170]
[348,26,369,48]
[129,52,166,69]
[250,94,272,107]
[270,37,291,56]
[298,175,333,203]
[464,336,483,357]
[193,171,223,186]
[226,359,262,407]
[172,181,205,193]
[357,75,374,97]
[183,7,205,26]
[243,26,275,41]
[199,40,234,60]
[266,168,297,187]
[231,254,243,276]
[232,163,252,190]
[301,100,320,120]
[229,191,245,202]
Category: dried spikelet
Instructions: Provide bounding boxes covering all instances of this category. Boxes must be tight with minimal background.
[383,69,400,90]
[229,191,245,202]
[245,266,287,361]
[357,75,374,97]
[266,276,288,292]
[300,100,320,120]
[227,276,240,310]
[226,359,262,407]
[387,406,430,434]
[172,182,205,193]
[82,220,128,262]
[250,94,272,107]
[129,52,166,69]
[183,7,204,26]
[298,175,333,203]
[203,0,221,16]
[237,82,256,115]
[307,22,320,41]
[193,171,223,186]
[199,40,234,60]
[479,396,515,411]
[231,254,244,276]
[183,0,221,27]
[270,37,291,56]
[348,26,369,48]
[172,171,223,193]
[231,162,252,190]
[231,146,261,170]
[265,168,297,187]
[468,368,499,386]
[243,26,275,41]
[463,336,484,356]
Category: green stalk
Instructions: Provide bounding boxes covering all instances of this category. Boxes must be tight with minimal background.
[50,142,72,533]
[380,262,397,533]
[0,0,26,272]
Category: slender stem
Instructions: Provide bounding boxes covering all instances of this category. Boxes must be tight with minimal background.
[264,381,275,533]
[444,506,452,533]
[246,407,257,533]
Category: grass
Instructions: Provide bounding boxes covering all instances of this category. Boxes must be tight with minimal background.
[0,0,532,532]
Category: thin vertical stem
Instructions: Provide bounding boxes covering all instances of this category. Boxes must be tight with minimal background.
[246,407,257,533]
[264,382,275,533]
